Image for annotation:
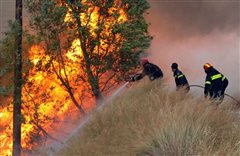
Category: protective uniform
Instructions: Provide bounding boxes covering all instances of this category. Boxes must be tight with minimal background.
[204,63,229,100]
[171,63,189,90]
[132,59,163,81]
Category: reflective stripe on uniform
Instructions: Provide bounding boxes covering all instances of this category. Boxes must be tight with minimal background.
[205,81,211,85]
[177,74,184,78]
[211,74,222,81]
[222,76,226,81]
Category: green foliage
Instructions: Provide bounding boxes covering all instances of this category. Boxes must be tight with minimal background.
[0,20,34,97]
[0,21,19,97]
[124,0,150,16]
[0,21,16,75]
[0,87,7,96]
[0,85,14,97]
[26,0,71,53]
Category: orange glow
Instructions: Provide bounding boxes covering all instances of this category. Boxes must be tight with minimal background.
[66,39,83,62]
[0,1,127,155]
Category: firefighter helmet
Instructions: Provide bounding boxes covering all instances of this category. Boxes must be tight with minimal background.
[141,58,149,65]
[203,63,213,71]
[171,63,178,69]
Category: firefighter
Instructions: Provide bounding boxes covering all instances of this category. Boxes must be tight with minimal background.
[131,58,163,81]
[203,63,229,100]
[171,63,189,91]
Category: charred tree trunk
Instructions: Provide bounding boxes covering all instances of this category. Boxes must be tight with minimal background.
[13,0,23,156]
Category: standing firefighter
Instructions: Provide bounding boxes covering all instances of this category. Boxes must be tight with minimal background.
[203,63,229,100]
[131,58,163,81]
[171,63,189,91]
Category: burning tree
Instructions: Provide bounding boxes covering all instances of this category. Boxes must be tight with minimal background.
[25,0,152,104]
[0,0,151,155]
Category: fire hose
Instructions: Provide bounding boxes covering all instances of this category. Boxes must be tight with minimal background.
[125,74,240,106]
[189,84,240,106]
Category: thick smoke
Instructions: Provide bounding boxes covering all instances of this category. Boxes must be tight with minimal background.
[145,0,240,97]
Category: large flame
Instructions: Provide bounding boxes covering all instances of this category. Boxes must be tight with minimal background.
[0,1,127,155]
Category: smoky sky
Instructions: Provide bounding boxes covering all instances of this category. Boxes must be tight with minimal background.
[146,0,239,39]
[145,0,240,96]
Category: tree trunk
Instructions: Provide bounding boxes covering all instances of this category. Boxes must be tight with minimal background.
[92,87,103,105]
[67,87,85,114]
[74,14,103,105]
[13,0,22,156]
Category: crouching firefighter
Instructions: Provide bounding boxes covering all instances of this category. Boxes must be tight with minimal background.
[203,63,229,100]
[131,58,163,82]
[171,63,189,91]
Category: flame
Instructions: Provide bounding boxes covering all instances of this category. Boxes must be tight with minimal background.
[0,107,12,156]
[66,39,83,62]
[0,1,127,155]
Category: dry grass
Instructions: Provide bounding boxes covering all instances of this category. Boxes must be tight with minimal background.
[49,80,240,156]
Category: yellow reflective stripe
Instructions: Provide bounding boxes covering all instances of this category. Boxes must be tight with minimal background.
[177,74,184,78]
[222,76,226,81]
[205,81,211,84]
[211,74,222,80]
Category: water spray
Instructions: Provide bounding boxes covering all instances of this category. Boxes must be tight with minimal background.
[48,82,129,155]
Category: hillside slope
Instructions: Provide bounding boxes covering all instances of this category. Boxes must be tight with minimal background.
[47,80,240,156]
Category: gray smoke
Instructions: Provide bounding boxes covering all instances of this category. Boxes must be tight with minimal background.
[145,0,240,97]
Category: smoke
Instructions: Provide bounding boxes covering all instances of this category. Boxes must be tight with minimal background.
[145,0,240,97]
